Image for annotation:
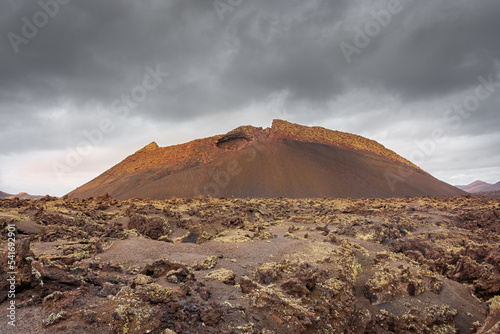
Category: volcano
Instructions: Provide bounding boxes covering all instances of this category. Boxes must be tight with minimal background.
[68,120,463,199]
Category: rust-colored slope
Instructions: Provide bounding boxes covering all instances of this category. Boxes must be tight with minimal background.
[68,120,463,199]
[270,120,423,172]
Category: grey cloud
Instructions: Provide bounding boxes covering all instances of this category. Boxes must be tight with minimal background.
[346,0,500,100]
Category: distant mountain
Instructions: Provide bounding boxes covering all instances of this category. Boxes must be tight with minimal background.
[68,119,464,199]
[456,180,500,193]
[0,191,12,199]
[8,192,44,200]
[0,191,44,200]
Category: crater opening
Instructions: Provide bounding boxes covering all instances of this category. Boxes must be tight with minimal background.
[216,133,249,150]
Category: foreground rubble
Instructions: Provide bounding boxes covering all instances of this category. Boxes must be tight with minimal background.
[0,195,499,333]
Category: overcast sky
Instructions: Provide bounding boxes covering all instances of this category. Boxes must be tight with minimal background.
[1,0,500,196]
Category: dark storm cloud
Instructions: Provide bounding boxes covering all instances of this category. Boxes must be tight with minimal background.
[218,0,349,103]
[1,0,500,193]
[347,0,500,100]
[2,0,499,129]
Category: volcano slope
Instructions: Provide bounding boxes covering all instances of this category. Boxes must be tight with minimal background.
[68,120,463,199]
[1,195,499,333]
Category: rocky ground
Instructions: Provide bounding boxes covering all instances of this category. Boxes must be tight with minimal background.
[473,192,500,199]
[0,195,499,333]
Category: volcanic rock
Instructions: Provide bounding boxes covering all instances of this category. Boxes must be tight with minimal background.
[0,238,34,302]
[0,195,497,333]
